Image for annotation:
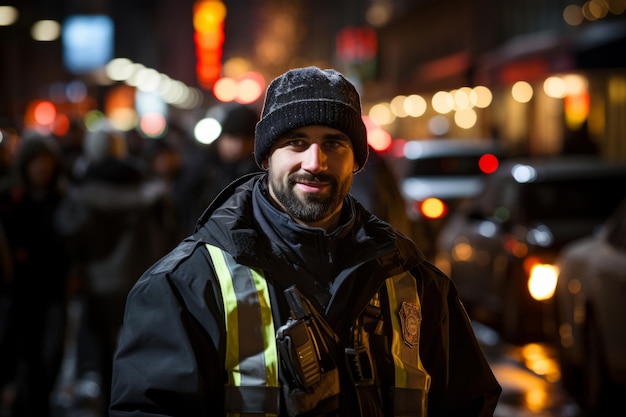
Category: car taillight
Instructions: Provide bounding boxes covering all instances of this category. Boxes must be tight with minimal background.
[418,197,448,219]
[479,153,499,174]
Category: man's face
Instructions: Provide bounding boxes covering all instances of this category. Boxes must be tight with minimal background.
[265,125,357,229]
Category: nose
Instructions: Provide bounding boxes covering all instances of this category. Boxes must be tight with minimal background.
[301,143,327,172]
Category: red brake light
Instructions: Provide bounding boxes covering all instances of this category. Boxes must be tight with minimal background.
[479,153,499,174]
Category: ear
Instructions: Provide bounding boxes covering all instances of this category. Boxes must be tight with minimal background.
[262,159,269,170]
[353,161,359,173]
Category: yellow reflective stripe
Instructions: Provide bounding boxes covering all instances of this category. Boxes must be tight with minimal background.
[207,244,279,416]
[209,244,242,385]
[385,271,431,391]
[251,267,279,388]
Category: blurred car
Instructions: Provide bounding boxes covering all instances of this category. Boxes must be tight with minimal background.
[434,156,626,344]
[553,197,626,415]
[393,138,504,259]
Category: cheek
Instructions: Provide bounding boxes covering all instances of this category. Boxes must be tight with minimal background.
[267,150,299,173]
[331,157,357,177]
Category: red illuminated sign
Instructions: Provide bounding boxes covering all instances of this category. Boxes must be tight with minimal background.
[193,0,226,89]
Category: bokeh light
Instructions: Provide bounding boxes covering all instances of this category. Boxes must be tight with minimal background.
[470,86,493,108]
[479,153,499,174]
[0,6,18,26]
[139,113,167,138]
[431,91,454,114]
[543,76,567,98]
[194,117,221,145]
[31,20,61,41]
[512,81,534,103]
[369,102,395,125]
[404,94,427,117]
[428,115,450,136]
[454,108,477,129]
[34,101,56,125]
[363,115,392,152]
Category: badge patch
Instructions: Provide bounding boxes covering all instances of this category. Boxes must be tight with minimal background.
[399,301,421,348]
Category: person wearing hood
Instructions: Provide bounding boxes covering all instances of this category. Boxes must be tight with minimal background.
[110,67,501,417]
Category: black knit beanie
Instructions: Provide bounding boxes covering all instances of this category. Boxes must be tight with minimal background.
[255,66,369,172]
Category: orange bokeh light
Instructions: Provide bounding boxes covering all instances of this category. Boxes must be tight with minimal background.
[33,101,56,126]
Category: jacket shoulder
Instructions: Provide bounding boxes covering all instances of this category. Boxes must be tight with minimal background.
[139,238,211,283]
[131,237,223,342]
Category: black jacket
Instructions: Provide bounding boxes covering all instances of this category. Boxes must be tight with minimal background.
[110,173,501,416]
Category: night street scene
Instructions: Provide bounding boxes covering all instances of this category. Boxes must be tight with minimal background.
[1,1,626,416]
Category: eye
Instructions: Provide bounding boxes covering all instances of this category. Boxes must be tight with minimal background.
[276,133,304,147]
[285,138,306,147]
[323,138,351,152]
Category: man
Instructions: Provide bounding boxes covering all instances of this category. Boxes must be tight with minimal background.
[110,66,501,417]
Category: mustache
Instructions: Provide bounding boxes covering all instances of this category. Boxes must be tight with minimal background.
[289,173,336,184]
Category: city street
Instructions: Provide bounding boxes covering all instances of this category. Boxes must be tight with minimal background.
[474,322,582,417]
[1,2,624,417]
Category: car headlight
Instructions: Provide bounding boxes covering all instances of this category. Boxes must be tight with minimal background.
[420,197,448,219]
[527,263,559,301]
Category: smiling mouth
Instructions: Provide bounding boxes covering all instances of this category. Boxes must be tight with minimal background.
[296,181,329,193]
[291,173,333,191]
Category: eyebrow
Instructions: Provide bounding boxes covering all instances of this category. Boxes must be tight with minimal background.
[324,132,351,142]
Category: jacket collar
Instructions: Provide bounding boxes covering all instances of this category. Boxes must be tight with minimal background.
[195,172,423,294]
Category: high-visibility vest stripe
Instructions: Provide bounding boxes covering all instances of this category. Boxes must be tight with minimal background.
[386,272,431,417]
[209,244,430,416]
[207,244,280,416]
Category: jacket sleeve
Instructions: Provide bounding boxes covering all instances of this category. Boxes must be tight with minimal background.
[109,252,224,417]
[418,263,502,417]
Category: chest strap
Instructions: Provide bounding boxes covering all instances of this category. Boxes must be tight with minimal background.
[385,271,431,416]
[207,244,280,417]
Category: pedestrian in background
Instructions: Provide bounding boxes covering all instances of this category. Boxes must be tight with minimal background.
[143,135,190,241]
[350,146,416,238]
[110,66,501,416]
[54,121,180,416]
[0,132,71,417]
[197,102,262,211]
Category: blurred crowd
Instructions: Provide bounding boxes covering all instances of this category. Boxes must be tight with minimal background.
[0,103,264,417]
[0,103,414,417]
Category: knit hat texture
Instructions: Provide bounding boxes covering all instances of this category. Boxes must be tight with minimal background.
[255,66,369,172]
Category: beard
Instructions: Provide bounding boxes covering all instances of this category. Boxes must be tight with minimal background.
[268,171,352,223]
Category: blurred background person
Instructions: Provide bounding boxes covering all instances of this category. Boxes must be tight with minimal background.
[350,147,421,242]
[143,123,207,238]
[144,137,186,240]
[53,121,180,416]
[0,123,16,417]
[0,221,12,417]
[195,102,262,218]
[0,128,15,183]
[0,132,71,417]
[54,120,87,185]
